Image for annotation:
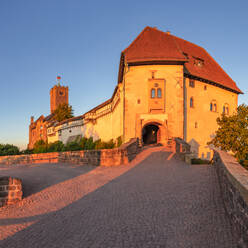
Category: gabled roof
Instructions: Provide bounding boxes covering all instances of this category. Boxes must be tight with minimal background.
[120,26,242,94]
[123,27,187,63]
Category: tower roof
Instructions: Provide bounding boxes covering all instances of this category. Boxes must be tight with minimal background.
[120,26,242,94]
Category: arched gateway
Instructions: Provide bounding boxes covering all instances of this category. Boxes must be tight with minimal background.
[141,122,166,145]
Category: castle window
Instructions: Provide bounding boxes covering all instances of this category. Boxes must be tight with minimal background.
[190,97,194,108]
[223,104,229,115]
[189,80,195,88]
[151,88,156,98]
[157,88,162,98]
[193,57,204,67]
[204,85,207,90]
[137,99,141,104]
[210,101,217,112]
[58,130,62,136]
[195,122,198,128]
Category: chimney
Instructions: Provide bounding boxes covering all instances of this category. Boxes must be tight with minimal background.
[31,116,34,123]
[166,30,171,35]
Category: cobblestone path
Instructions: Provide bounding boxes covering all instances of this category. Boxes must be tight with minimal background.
[0,148,237,247]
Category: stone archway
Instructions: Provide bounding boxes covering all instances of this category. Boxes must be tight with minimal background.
[141,121,167,145]
[142,124,159,145]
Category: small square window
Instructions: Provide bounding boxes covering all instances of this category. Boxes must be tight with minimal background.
[189,80,195,88]
[204,85,207,90]
[137,99,141,104]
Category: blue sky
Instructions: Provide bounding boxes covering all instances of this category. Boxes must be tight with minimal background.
[0,0,247,149]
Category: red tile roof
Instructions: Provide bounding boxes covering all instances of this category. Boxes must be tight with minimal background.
[122,27,242,94]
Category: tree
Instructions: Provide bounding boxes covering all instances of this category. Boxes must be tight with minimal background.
[52,103,74,122]
[0,144,20,156]
[208,104,248,160]
[33,140,48,153]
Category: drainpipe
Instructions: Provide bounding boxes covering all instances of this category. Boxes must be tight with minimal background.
[183,76,187,141]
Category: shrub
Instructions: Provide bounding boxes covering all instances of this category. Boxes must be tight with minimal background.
[84,137,95,150]
[64,141,82,151]
[21,149,33,154]
[33,140,48,153]
[47,141,64,152]
[0,144,20,156]
[79,137,88,150]
[117,136,123,147]
[191,158,210,164]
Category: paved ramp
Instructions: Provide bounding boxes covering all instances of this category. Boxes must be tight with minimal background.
[0,147,237,247]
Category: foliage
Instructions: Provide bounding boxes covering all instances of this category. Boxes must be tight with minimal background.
[33,140,48,153]
[20,149,33,155]
[208,104,248,161]
[2,137,120,156]
[52,103,74,122]
[94,139,115,149]
[0,144,20,156]
[47,141,64,152]
[84,137,95,150]
[64,141,82,151]
[191,158,210,164]
[117,136,123,147]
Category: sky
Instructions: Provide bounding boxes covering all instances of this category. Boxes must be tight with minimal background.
[0,0,247,150]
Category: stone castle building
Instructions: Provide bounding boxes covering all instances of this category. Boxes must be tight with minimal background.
[28,77,69,149]
[29,27,242,158]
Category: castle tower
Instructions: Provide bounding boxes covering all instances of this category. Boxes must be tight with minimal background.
[50,76,69,113]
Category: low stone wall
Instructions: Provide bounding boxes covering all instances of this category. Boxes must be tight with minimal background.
[173,138,192,163]
[0,138,140,166]
[213,150,248,247]
[0,177,23,207]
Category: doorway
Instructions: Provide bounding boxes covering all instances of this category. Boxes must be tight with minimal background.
[142,124,159,145]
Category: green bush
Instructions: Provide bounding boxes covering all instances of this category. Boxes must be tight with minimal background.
[117,136,123,147]
[21,149,33,154]
[191,158,210,164]
[84,137,95,150]
[79,137,88,150]
[64,141,82,151]
[0,144,20,156]
[94,139,115,149]
[33,140,48,153]
[47,141,64,152]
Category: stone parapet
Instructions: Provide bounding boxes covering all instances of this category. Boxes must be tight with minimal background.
[213,150,248,247]
[0,177,23,207]
[0,139,140,167]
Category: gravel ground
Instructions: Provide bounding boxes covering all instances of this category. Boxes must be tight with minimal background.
[0,147,237,248]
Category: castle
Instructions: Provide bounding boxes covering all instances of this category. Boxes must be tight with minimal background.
[28,27,242,158]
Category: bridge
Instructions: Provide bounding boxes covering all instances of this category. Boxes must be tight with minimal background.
[0,146,238,247]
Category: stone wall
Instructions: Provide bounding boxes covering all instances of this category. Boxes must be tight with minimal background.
[213,150,248,247]
[0,138,140,166]
[0,177,23,207]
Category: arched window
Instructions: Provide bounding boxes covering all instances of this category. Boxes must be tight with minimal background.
[223,104,229,115]
[213,103,217,112]
[157,88,162,98]
[151,88,156,98]
[190,97,194,108]
[210,100,217,112]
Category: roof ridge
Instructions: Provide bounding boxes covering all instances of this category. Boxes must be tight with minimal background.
[122,26,152,53]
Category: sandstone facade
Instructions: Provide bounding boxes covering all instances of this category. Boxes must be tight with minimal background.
[29,27,242,158]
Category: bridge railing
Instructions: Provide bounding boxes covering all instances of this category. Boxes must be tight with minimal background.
[213,149,248,247]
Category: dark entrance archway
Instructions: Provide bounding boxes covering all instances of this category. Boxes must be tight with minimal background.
[142,124,159,145]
